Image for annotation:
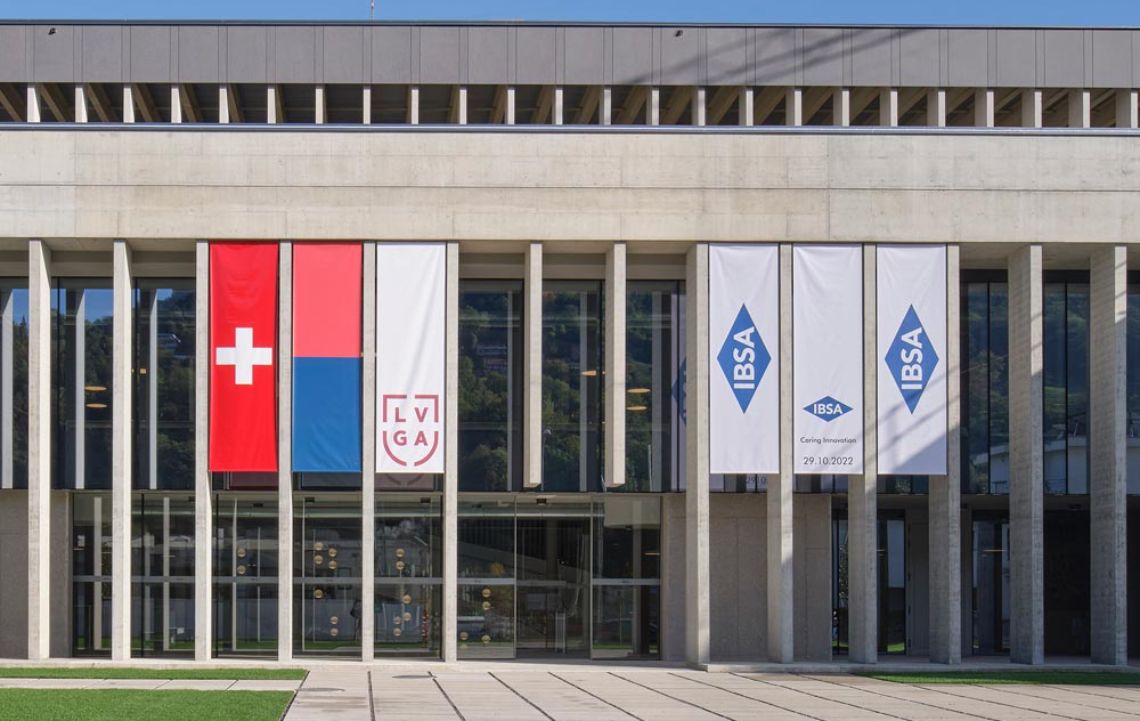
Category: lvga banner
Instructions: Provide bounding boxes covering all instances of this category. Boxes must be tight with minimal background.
[793,245,863,474]
[376,243,446,474]
[876,245,948,475]
[709,245,780,473]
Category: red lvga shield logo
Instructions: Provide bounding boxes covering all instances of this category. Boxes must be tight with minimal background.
[381,394,441,467]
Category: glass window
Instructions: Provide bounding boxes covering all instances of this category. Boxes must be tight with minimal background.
[0,285,29,489]
[624,281,684,493]
[542,281,603,492]
[131,493,196,657]
[972,513,1010,655]
[133,282,195,490]
[213,494,278,657]
[1128,274,1140,494]
[72,493,112,656]
[53,282,113,490]
[1042,274,1089,495]
[458,281,523,492]
[591,497,660,659]
[960,275,1009,495]
[457,498,515,658]
[294,494,362,657]
[375,496,441,657]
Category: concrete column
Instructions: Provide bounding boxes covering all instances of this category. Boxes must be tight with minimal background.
[834,88,851,127]
[277,242,294,662]
[880,88,899,126]
[315,85,326,124]
[648,87,660,126]
[975,89,995,128]
[111,240,132,660]
[1116,90,1138,128]
[767,244,794,663]
[408,86,420,125]
[849,245,878,664]
[26,85,40,123]
[692,87,706,126]
[217,85,229,124]
[927,88,947,127]
[193,239,212,661]
[26,239,50,660]
[122,85,135,123]
[684,243,710,667]
[457,86,468,125]
[553,87,564,126]
[739,87,754,126]
[443,241,459,662]
[523,242,542,489]
[1089,245,1127,665]
[362,86,372,124]
[1021,89,1043,128]
[74,85,87,122]
[1008,243,1044,665]
[601,86,612,126]
[1068,89,1091,128]
[170,86,182,124]
[604,243,626,488]
[266,86,278,124]
[785,88,803,126]
[929,244,962,664]
[505,86,516,125]
[360,242,376,662]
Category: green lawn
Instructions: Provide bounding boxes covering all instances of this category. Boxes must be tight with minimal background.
[865,671,1140,685]
[0,667,305,681]
[0,690,293,721]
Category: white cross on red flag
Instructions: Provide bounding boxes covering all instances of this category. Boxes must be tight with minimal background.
[210,242,278,472]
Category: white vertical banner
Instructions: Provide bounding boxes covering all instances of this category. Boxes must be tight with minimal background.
[709,244,779,473]
[877,245,948,474]
[793,245,863,474]
[376,243,446,473]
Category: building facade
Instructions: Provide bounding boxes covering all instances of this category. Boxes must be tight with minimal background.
[0,21,1138,666]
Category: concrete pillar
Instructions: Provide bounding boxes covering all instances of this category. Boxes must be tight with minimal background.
[648,87,660,126]
[111,240,132,660]
[523,242,542,488]
[408,86,419,125]
[314,85,326,124]
[193,239,212,661]
[785,88,803,126]
[443,241,459,662]
[1021,89,1043,128]
[26,239,50,660]
[739,87,754,126]
[122,85,135,123]
[457,86,468,125]
[768,244,794,663]
[217,85,229,124]
[170,86,182,124]
[975,89,995,128]
[604,243,626,488]
[927,88,947,127]
[277,242,294,662]
[601,86,612,126]
[849,244,878,664]
[880,88,899,126]
[1008,243,1044,665]
[834,88,851,127]
[74,85,87,122]
[1089,245,1128,665]
[505,86,516,125]
[360,242,376,661]
[362,86,372,124]
[929,244,962,664]
[553,87,564,126]
[684,243,710,667]
[26,85,40,123]
[1116,90,1138,129]
[1068,89,1091,128]
[693,87,706,126]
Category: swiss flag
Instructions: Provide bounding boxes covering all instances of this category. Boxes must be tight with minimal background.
[210,242,278,472]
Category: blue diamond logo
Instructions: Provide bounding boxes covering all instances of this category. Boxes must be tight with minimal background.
[803,396,852,422]
[716,304,770,413]
[884,305,939,413]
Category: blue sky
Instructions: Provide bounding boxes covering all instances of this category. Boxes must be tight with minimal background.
[0,0,1137,26]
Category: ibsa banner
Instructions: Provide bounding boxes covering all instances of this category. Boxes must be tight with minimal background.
[709,245,779,473]
[376,243,446,474]
[876,245,947,475]
[793,245,863,474]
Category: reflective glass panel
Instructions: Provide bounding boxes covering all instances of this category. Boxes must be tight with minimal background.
[293,494,362,656]
[458,498,516,658]
[131,493,196,657]
[1042,276,1089,495]
[375,496,441,656]
[72,492,112,656]
[0,286,29,489]
[213,494,278,657]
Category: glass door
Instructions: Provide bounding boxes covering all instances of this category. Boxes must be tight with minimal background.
[878,513,906,655]
[972,513,1010,655]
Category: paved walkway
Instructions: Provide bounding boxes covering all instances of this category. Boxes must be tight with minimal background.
[284,669,1140,721]
[0,678,300,691]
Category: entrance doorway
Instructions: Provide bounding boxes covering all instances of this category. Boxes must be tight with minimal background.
[831,510,908,656]
[515,509,590,657]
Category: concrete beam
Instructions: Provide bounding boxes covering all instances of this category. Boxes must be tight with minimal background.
[849,244,877,664]
[361,86,372,124]
[443,241,460,662]
[26,239,50,660]
[169,86,182,124]
[1068,89,1091,128]
[277,242,294,662]
[408,86,419,125]
[604,242,626,488]
[132,83,158,123]
[705,86,737,125]
[975,89,995,128]
[615,86,647,125]
[661,87,692,125]
[193,239,212,662]
[73,85,87,123]
[927,89,947,127]
[1008,243,1044,665]
[1115,89,1137,129]
[360,241,376,661]
[691,87,706,126]
[754,87,784,124]
[266,85,279,124]
[490,86,507,124]
[601,86,613,126]
[179,85,201,123]
[553,86,564,125]
[738,87,754,126]
[314,85,326,124]
[505,86,516,125]
[785,87,803,126]
[833,88,851,127]
[533,86,552,124]
[36,83,69,122]
[1089,244,1127,665]
[111,240,132,661]
[218,85,230,124]
[768,244,794,663]
[1021,89,1043,128]
[684,242,710,667]
[224,84,243,125]
[648,87,660,125]
[879,88,898,126]
[523,242,542,488]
